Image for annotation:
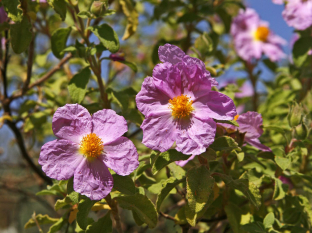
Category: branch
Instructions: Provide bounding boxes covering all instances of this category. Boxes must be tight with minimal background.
[105,194,123,233]
[7,53,72,103]
[5,120,53,184]
[1,30,9,99]
[22,36,35,94]
[159,211,176,221]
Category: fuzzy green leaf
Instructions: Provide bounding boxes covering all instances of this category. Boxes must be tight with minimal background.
[68,67,91,104]
[209,136,240,152]
[77,196,96,230]
[88,24,120,53]
[263,212,275,229]
[48,0,67,21]
[24,214,60,229]
[116,193,158,228]
[112,174,136,195]
[86,211,112,233]
[2,0,22,22]
[51,27,72,59]
[10,16,33,54]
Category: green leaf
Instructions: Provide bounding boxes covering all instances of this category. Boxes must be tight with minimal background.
[2,0,22,22]
[132,211,144,226]
[119,0,139,40]
[241,222,266,233]
[10,16,33,54]
[186,165,214,226]
[88,24,120,53]
[51,27,72,59]
[168,163,186,180]
[115,193,158,228]
[48,217,65,233]
[263,212,275,229]
[194,32,213,55]
[86,211,112,233]
[273,178,288,200]
[68,67,91,103]
[77,11,95,19]
[219,174,261,208]
[77,196,97,230]
[275,156,290,171]
[156,177,185,211]
[293,36,312,67]
[112,174,136,195]
[24,214,60,229]
[150,150,190,175]
[48,0,67,21]
[215,119,239,127]
[55,197,72,211]
[224,203,243,233]
[67,177,79,204]
[209,136,240,152]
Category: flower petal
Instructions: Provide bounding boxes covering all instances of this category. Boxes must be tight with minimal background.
[175,154,196,167]
[246,138,271,152]
[193,91,237,121]
[74,159,113,200]
[152,62,182,98]
[92,109,128,144]
[39,139,83,180]
[158,43,185,64]
[103,136,139,176]
[236,111,263,139]
[136,76,171,117]
[52,104,92,143]
[176,117,216,155]
[141,111,177,152]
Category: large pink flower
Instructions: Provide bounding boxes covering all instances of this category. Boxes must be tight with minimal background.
[219,111,271,152]
[136,44,236,157]
[273,0,312,30]
[39,104,139,200]
[231,8,286,62]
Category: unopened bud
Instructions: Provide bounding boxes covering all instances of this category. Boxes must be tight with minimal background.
[288,102,302,127]
[294,122,308,140]
[90,1,106,17]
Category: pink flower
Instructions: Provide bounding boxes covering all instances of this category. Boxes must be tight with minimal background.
[219,111,271,151]
[136,44,236,157]
[273,0,312,30]
[231,8,286,62]
[39,104,139,200]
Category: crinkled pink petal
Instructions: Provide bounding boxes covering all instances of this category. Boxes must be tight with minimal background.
[136,77,171,117]
[152,62,182,98]
[141,111,177,152]
[52,104,92,144]
[39,139,84,180]
[175,154,196,167]
[176,117,216,155]
[262,43,286,62]
[231,8,260,37]
[74,159,113,200]
[193,91,237,121]
[246,138,271,152]
[92,109,128,144]
[236,111,263,139]
[102,136,139,176]
[158,43,185,64]
[182,56,218,87]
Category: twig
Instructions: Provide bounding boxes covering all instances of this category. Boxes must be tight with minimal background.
[22,36,35,94]
[1,30,9,99]
[0,183,56,215]
[159,211,176,221]
[105,194,123,233]
[199,215,227,223]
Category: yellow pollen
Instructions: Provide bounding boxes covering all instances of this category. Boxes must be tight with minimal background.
[79,133,104,159]
[254,26,270,42]
[169,94,194,119]
[234,115,239,121]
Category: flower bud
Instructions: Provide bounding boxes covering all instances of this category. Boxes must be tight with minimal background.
[294,122,308,140]
[90,1,106,17]
[288,102,302,127]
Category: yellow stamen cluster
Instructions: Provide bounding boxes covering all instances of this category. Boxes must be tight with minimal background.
[254,26,270,42]
[169,95,194,119]
[234,115,240,121]
[79,133,104,159]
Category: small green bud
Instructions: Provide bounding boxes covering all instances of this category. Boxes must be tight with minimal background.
[90,1,106,17]
[294,122,308,140]
[288,102,302,127]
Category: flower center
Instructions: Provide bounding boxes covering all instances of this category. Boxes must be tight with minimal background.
[169,94,194,119]
[79,133,104,159]
[254,26,270,42]
[234,115,239,121]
